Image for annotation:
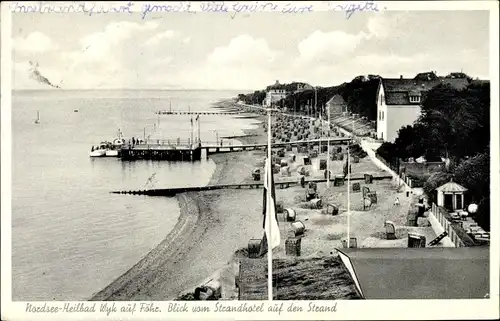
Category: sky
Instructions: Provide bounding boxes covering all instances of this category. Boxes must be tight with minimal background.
[10,9,490,90]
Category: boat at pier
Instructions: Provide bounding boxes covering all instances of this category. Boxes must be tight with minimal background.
[90,130,126,157]
[89,143,109,157]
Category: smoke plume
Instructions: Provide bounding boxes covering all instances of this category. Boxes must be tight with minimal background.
[28,61,61,89]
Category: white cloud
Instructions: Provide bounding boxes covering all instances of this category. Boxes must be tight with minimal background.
[366,12,411,39]
[151,56,174,68]
[173,64,276,90]
[207,35,280,66]
[13,32,58,53]
[145,30,176,46]
[182,37,191,45]
[51,21,163,88]
[297,30,368,64]
[78,21,159,59]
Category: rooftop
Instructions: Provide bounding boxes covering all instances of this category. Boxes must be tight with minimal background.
[338,247,489,299]
[326,94,347,106]
[436,179,468,193]
[381,76,469,105]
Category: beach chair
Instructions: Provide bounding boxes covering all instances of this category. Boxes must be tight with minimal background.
[252,168,261,181]
[326,203,339,215]
[408,233,426,248]
[341,238,357,248]
[384,221,396,240]
[363,186,378,204]
[285,237,301,256]
[305,188,317,201]
[248,239,262,258]
[363,197,372,210]
[300,175,306,188]
[319,159,327,170]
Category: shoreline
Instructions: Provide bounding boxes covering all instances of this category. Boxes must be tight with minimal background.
[90,102,266,301]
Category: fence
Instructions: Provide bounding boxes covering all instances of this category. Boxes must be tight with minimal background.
[126,138,237,147]
[400,161,445,177]
[430,203,476,247]
[374,153,427,188]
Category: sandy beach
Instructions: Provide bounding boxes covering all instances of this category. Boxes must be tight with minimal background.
[90,111,269,301]
[91,103,436,301]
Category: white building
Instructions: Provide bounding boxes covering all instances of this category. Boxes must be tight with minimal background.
[376,73,469,142]
[263,80,288,107]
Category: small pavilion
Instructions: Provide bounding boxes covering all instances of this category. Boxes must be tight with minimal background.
[436,179,468,211]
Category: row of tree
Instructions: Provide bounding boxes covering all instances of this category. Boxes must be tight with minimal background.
[237,76,381,120]
[377,81,490,230]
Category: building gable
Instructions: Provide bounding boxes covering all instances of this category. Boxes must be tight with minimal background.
[381,77,469,106]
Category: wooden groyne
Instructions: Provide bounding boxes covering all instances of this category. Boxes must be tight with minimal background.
[111,175,392,196]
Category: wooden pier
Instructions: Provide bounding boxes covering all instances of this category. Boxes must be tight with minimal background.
[113,137,352,161]
[120,143,202,161]
[110,174,392,196]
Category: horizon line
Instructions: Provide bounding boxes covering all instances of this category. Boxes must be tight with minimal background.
[12,88,254,91]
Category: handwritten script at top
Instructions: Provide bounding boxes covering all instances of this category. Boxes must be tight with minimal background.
[10,1,382,20]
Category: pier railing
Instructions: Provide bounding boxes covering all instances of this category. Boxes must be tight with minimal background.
[122,138,238,148]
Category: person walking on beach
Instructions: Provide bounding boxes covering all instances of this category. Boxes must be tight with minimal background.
[132,137,136,146]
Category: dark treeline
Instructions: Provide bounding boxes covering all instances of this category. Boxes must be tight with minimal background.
[237,76,381,120]
[377,81,490,230]
[237,90,266,105]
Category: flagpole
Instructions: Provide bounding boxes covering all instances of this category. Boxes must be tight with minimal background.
[266,109,273,301]
[190,116,193,147]
[197,116,201,145]
[347,119,354,248]
[347,141,350,248]
[327,104,331,188]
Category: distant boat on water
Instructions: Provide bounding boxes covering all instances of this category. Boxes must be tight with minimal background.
[34,111,40,124]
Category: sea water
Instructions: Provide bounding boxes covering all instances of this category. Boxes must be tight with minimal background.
[11,89,258,300]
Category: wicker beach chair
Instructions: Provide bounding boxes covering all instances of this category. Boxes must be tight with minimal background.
[384,221,396,240]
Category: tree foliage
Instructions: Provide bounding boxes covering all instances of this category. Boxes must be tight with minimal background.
[378,81,490,230]
[453,152,490,230]
[271,76,380,119]
[237,90,266,105]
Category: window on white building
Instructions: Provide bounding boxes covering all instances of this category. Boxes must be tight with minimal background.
[382,111,384,121]
[409,96,421,103]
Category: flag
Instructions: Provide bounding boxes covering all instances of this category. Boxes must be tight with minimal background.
[262,158,280,249]
[190,117,193,125]
[196,115,199,121]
